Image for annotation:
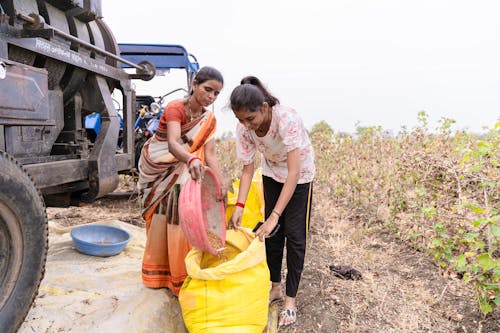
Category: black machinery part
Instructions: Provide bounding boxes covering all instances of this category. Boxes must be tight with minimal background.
[0,151,48,333]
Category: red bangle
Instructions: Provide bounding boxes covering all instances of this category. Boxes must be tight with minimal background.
[187,156,200,166]
[235,202,245,208]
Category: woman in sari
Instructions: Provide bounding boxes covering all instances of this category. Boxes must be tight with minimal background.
[137,66,226,295]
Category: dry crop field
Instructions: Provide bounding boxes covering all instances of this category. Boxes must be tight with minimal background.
[215,114,499,332]
[47,114,499,332]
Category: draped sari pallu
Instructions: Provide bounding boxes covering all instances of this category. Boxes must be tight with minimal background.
[138,111,216,295]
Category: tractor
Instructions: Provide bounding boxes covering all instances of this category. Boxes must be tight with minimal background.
[0,1,197,331]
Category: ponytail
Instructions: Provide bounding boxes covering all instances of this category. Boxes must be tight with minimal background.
[230,76,279,112]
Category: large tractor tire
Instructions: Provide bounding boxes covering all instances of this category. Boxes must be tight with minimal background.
[0,152,48,333]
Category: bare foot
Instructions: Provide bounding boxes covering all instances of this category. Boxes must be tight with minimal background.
[269,285,283,303]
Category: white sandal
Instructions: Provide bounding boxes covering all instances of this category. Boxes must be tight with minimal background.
[279,308,297,327]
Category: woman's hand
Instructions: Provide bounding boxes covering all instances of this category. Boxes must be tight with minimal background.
[218,185,228,206]
[187,157,205,180]
[255,214,280,242]
[229,207,243,229]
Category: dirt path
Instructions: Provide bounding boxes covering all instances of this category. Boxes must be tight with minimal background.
[45,195,499,333]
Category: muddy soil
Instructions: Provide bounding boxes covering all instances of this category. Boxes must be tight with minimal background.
[45,189,499,333]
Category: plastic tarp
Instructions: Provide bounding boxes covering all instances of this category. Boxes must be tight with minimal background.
[18,220,188,333]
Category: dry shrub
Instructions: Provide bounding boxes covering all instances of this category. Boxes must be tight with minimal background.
[216,117,499,314]
[309,116,499,315]
[215,139,239,184]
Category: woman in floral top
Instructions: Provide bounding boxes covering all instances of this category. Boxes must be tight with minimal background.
[229,76,315,327]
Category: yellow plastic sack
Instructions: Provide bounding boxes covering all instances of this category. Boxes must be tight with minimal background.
[179,228,270,333]
[226,168,264,229]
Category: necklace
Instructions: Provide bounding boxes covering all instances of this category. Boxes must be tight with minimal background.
[187,98,203,122]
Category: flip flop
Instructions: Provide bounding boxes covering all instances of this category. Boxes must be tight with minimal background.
[279,308,297,327]
[269,295,283,304]
[268,287,283,304]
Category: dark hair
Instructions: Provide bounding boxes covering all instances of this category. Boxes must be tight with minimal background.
[230,76,279,112]
[193,66,224,86]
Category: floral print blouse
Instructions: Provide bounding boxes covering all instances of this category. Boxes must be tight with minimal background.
[236,104,315,184]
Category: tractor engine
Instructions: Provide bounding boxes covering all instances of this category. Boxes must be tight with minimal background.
[0,0,153,204]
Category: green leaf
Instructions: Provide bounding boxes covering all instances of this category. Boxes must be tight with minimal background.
[493,224,500,237]
[469,165,483,173]
[472,218,488,228]
[477,253,495,271]
[431,239,443,247]
[465,251,477,258]
[484,283,499,290]
[423,207,436,217]
[477,273,487,282]
[494,297,500,306]
[455,254,467,270]
[465,233,479,241]
[474,240,486,250]
[433,222,444,232]
[439,232,449,239]
[480,299,493,315]
[477,141,491,154]
[471,207,485,214]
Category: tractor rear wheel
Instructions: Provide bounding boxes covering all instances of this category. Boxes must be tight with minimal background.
[0,152,48,333]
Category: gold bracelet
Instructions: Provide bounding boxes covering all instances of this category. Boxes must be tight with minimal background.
[272,209,281,217]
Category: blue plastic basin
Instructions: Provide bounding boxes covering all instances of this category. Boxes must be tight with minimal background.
[70,224,131,257]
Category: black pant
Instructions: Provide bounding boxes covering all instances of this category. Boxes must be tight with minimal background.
[263,176,313,298]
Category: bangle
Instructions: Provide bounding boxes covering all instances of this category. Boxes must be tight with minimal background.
[272,209,281,217]
[187,156,200,166]
[235,202,245,208]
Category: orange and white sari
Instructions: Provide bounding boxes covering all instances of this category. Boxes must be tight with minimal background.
[138,111,216,295]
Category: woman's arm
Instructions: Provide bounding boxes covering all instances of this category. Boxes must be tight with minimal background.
[166,121,204,180]
[229,162,255,229]
[255,148,300,240]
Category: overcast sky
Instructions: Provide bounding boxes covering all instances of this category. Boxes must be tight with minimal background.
[103,0,500,135]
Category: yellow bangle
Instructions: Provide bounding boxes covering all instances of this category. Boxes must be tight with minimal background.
[272,209,281,218]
